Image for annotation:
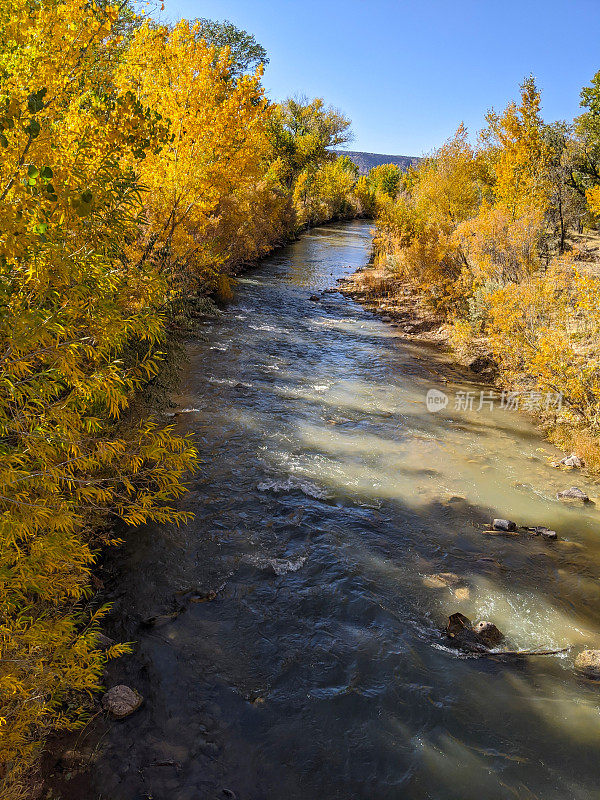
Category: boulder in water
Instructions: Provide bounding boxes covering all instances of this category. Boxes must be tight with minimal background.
[575,650,600,679]
[102,685,143,718]
[557,487,590,503]
[445,613,505,651]
[492,518,517,531]
[526,526,558,540]
[472,620,505,647]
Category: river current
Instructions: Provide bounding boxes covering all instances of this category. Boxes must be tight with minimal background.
[65,220,600,800]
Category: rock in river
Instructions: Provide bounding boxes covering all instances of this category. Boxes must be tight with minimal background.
[422,572,462,589]
[472,620,504,647]
[575,650,600,679]
[445,613,505,651]
[102,685,143,719]
[555,454,585,469]
[492,518,517,531]
[525,526,558,540]
[557,487,590,503]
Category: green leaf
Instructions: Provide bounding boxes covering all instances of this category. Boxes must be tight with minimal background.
[81,189,93,204]
[25,119,40,138]
[27,88,47,114]
[40,166,53,180]
[27,165,39,179]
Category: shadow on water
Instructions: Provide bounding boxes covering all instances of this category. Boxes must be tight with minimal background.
[49,221,600,800]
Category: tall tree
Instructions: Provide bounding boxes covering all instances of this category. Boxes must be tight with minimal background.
[571,69,600,195]
[483,76,551,218]
[268,96,352,188]
[195,17,268,78]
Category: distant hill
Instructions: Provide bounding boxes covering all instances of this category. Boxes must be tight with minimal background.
[334,150,419,175]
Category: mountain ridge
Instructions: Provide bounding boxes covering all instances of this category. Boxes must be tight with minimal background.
[335,149,419,175]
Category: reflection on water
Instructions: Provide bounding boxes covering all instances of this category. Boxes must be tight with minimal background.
[81,221,600,800]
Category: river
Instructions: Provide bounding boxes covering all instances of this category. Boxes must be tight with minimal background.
[61,220,600,800]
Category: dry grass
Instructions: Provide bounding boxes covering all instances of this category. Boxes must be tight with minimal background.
[568,229,600,275]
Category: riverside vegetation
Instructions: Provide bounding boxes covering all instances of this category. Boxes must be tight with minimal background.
[4,1,600,796]
[0,2,394,795]
[368,76,600,471]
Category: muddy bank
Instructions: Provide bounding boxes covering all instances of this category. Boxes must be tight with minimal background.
[337,264,448,343]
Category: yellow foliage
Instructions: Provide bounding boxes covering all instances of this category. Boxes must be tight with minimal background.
[587,184,600,217]
[486,257,600,428]
[373,75,600,469]
[0,1,197,793]
[294,155,359,226]
[116,20,271,286]
[454,202,544,284]
[374,126,480,312]
[483,77,551,217]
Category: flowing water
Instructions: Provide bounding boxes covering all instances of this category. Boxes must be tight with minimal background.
[67,220,600,800]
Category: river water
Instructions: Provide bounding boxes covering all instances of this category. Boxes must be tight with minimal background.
[69,220,600,800]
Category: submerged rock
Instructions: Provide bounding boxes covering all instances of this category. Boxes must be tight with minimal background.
[422,572,462,589]
[557,486,590,503]
[102,685,143,718]
[525,526,558,540]
[492,518,517,531]
[453,586,470,601]
[575,650,600,679]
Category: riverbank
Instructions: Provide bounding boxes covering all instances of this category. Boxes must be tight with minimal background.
[337,251,600,472]
[337,263,448,342]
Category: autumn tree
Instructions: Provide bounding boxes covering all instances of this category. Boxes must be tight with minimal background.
[483,76,551,218]
[116,19,273,288]
[0,1,196,793]
[571,69,600,197]
[195,17,269,79]
[543,121,586,249]
[294,154,359,225]
[268,96,352,189]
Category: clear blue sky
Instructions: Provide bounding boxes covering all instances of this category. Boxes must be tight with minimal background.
[161,0,600,157]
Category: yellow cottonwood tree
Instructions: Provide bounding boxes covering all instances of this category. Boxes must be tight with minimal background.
[116,20,273,286]
[0,1,196,793]
[483,76,551,218]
